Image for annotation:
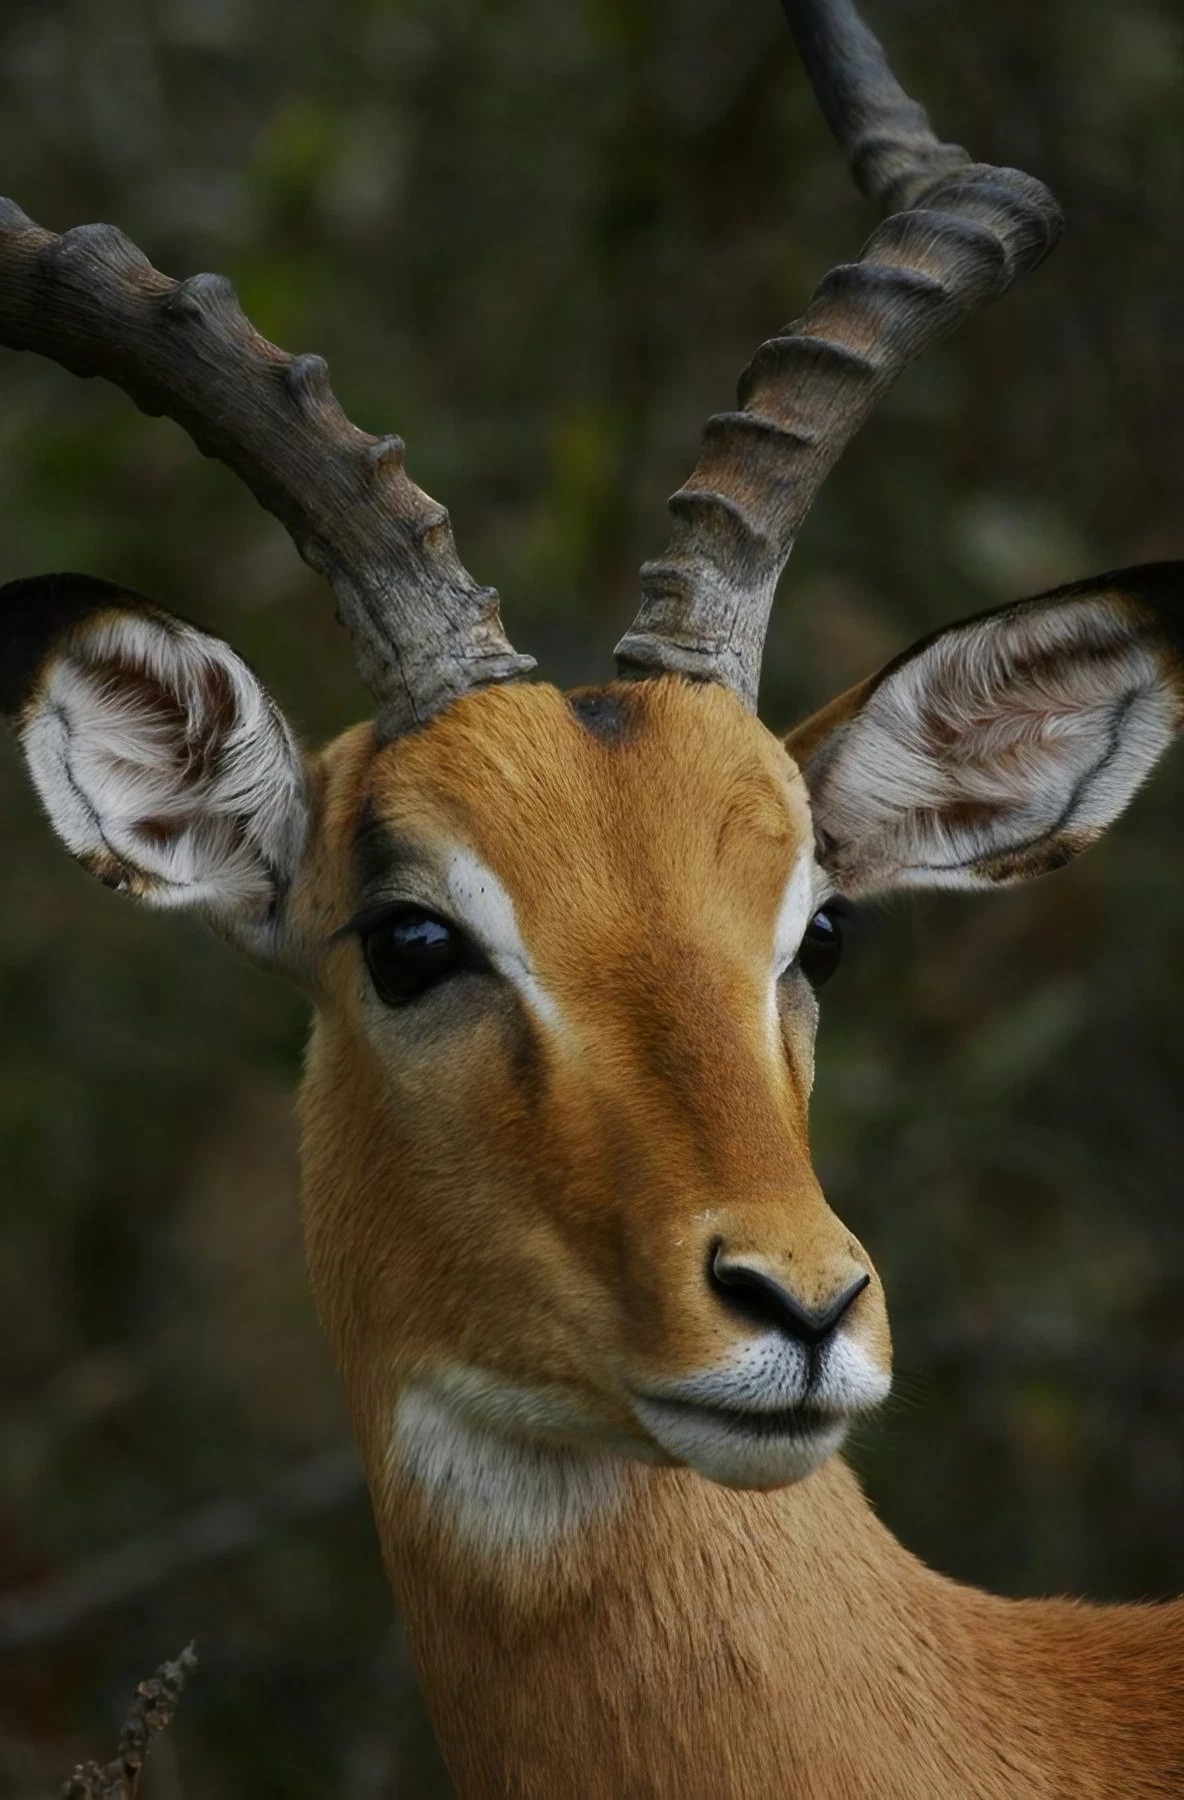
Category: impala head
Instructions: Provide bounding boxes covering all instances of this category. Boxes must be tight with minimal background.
[3,0,1183,1524]
[299,674,886,1494]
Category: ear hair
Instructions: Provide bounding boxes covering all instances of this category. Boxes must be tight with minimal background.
[786,564,1184,898]
[4,574,308,930]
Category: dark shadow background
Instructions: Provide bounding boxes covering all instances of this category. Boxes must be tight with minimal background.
[1,0,1182,1792]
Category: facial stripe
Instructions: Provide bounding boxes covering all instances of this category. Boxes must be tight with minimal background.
[445,847,565,1030]
[766,845,823,1054]
[772,844,819,976]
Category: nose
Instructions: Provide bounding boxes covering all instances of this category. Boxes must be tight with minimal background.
[709,1243,869,1349]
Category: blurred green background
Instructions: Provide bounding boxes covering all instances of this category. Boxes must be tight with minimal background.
[1,0,1182,1792]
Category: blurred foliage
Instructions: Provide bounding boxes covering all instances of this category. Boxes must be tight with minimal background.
[1,0,1182,1792]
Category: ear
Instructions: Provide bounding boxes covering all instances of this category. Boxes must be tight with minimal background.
[2,574,310,957]
[785,564,1184,898]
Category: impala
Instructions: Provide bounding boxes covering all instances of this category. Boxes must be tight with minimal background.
[2,0,1182,1793]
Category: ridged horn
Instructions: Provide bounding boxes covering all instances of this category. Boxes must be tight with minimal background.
[0,199,534,738]
[615,0,1063,710]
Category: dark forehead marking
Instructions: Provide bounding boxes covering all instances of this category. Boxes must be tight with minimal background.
[567,686,636,742]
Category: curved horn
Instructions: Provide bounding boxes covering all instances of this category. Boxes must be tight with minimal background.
[0,200,534,739]
[615,0,1063,710]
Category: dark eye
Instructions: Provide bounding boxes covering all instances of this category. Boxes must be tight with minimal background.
[797,907,842,988]
[362,907,469,1005]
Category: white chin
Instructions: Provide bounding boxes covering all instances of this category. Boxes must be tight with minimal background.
[632,1396,849,1489]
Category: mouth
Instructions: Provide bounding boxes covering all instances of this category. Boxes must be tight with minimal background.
[635,1393,844,1443]
[625,1335,889,1489]
[629,1387,851,1489]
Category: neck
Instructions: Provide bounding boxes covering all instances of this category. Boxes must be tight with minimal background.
[366,1414,1181,1800]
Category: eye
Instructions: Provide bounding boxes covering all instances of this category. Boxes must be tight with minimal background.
[797,907,842,988]
[361,906,470,1005]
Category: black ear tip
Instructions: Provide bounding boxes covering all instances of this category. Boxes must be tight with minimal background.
[0,572,141,719]
[1055,560,1184,649]
[1117,562,1184,648]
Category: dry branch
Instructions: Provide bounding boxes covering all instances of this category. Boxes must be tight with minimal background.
[61,1642,197,1799]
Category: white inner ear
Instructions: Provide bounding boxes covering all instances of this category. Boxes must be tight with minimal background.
[809,594,1178,895]
[20,608,307,915]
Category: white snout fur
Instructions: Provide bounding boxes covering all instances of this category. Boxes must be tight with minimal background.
[632,1331,890,1489]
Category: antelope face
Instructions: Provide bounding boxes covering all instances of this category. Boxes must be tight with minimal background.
[7,566,1181,1522]
[298,675,890,1493]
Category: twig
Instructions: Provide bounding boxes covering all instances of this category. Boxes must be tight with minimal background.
[60,1643,197,1799]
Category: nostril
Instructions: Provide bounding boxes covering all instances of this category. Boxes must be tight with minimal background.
[709,1242,870,1348]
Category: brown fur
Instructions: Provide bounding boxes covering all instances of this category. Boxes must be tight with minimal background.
[286,675,1184,1798]
[389,1463,1184,1799]
[298,680,885,1425]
